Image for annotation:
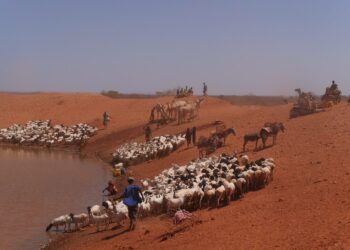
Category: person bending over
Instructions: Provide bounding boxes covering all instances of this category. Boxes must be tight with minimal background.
[103,181,118,200]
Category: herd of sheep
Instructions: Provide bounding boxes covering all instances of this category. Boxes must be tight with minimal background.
[139,154,275,214]
[46,154,275,232]
[112,134,186,166]
[0,120,97,146]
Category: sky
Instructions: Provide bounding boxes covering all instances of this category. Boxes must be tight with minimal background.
[1,0,350,95]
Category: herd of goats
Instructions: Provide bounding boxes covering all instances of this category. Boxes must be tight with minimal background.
[2,84,348,238]
[112,134,186,166]
[46,153,275,232]
[0,120,97,146]
[0,104,284,234]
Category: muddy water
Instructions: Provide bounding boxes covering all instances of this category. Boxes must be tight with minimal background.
[0,146,111,250]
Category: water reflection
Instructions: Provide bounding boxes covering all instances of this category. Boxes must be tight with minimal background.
[0,146,110,250]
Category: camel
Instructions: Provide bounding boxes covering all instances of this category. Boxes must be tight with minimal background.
[177,104,195,124]
[167,100,187,120]
[149,104,170,124]
[177,98,204,124]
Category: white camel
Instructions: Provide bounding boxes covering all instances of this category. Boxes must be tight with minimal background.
[177,98,204,124]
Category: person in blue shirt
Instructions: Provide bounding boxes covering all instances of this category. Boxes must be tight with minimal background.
[120,177,144,230]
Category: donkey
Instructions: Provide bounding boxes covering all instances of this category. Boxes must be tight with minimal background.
[243,133,260,152]
[197,136,218,158]
[215,128,236,146]
[260,122,285,148]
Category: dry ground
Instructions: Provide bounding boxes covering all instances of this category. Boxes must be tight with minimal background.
[0,93,349,250]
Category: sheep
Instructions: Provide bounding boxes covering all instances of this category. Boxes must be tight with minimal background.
[47,153,276,232]
[101,200,129,226]
[149,195,165,214]
[138,201,151,218]
[112,134,186,166]
[0,120,97,147]
[221,179,235,203]
[165,192,185,215]
[87,207,110,232]
[233,177,247,198]
[214,182,226,207]
[203,183,215,207]
[111,201,129,226]
[69,213,89,231]
[240,155,249,166]
[86,204,105,223]
[46,214,72,232]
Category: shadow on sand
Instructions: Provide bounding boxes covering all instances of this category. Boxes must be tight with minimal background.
[240,144,274,154]
[102,228,130,240]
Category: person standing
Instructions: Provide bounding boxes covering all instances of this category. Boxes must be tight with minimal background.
[120,177,144,231]
[192,126,197,145]
[144,125,152,142]
[203,82,207,96]
[102,111,111,128]
[185,128,192,147]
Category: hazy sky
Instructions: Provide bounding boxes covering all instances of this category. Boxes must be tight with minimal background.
[1,0,349,95]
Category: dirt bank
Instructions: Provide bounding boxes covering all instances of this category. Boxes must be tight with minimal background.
[1,93,349,249]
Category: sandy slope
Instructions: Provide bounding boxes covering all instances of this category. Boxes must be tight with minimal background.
[1,93,349,249]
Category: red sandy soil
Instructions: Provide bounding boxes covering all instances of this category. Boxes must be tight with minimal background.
[1,93,349,249]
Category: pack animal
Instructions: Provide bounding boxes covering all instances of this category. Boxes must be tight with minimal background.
[260,122,285,148]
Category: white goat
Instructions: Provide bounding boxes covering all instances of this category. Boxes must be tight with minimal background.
[69,213,89,231]
[46,214,72,232]
[87,208,110,232]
